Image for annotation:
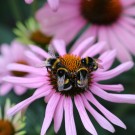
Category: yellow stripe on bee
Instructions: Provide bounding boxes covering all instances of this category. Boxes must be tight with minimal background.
[57,67,68,72]
[65,79,69,84]
[77,67,88,72]
[86,57,89,65]
[52,59,60,69]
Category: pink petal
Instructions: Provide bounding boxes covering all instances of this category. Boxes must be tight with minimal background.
[29,45,50,59]
[85,92,126,129]
[47,0,59,11]
[25,50,42,63]
[81,94,115,133]
[124,6,135,16]
[25,0,33,4]
[3,76,46,84]
[64,97,77,135]
[14,85,27,95]
[54,96,64,133]
[22,82,45,89]
[7,63,47,76]
[113,20,135,55]
[70,25,98,52]
[74,95,97,135]
[91,85,135,104]
[98,26,110,51]
[1,44,11,60]
[41,93,60,135]
[72,37,95,55]
[121,16,135,26]
[7,85,51,116]
[44,90,54,103]
[94,61,134,81]
[98,50,116,71]
[120,0,135,7]
[107,26,132,62]
[52,39,67,56]
[81,41,106,57]
[0,83,13,95]
[94,83,124,92]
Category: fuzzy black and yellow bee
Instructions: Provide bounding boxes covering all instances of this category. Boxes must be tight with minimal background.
[56,67,72,91]
[76,67,89,89]
[81,57,99,71]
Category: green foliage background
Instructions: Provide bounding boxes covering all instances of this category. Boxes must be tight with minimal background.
[0,0,135,135]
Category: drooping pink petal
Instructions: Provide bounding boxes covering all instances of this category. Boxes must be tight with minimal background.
[70,25,98,52]
[41,93,60,135]
[94,61,134,81]
[124,6,135,16]
[0,83,13,95]
[24,0,33,4]
[64,97,77,135]
[14,85,27,95]
[91,85,135,104]
[98,50,116,71]
[52,39,67,56]
[120,0,135,7]
[85,92,126,129]
[81,41,106,57]
[47,0,60,11]
[94,83,124,92]
[20,82,45,88]
[25,50,42,63]
[112,20,135,55]
[98,26,110,51]
[81,94,115,133]
[29,45,50,59]
[74,95,97,135]
[54,96,64,133]
[107,26,132,62]
[3,76,46,84]
[1,44,11,60]
[7,85,51,116]
[72,37,95,55]
[44,90,55,103]
[7,63,47,76]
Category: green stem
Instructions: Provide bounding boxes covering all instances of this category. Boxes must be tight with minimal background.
[8,0,22,21]
[31,0,38,16]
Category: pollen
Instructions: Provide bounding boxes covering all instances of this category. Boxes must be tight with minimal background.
[59,54,82,72]
[80,0,122,25]
[0,120,15,135]
[11,60,28,77]
[30,30,52,46]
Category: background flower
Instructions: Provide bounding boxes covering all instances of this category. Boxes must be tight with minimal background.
[0,99,26,135]
[0,41,36,95]
[3,38,135,135]
[36,0,135,62]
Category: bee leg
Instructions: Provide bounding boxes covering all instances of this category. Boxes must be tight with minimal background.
[57,75,65,91]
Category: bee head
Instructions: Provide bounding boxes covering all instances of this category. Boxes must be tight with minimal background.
[81,57,98,71]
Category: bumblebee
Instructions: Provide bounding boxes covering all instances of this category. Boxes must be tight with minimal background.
[56,67,72,91]
[76,68,89,89]
[44,58,61,71]
[81,57,98,71]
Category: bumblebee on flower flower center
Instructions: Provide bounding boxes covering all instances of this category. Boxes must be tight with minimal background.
[45,53,100,96]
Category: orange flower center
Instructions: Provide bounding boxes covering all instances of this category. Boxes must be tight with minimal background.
[11,60,28,77]
[30,30,52,47]
[49,54,92,96]
[0,120,15,135]
[59,54,82,72]
[80,0,122,25]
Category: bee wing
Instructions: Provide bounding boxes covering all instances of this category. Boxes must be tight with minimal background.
[95,59,104,69]
[48,45,56,58]
[35,60,51,68]
[57,75,65,91]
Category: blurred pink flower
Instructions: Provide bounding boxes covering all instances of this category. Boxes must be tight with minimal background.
[0,41,35,95]
[36,0,135,62]
[25,0,59,11]
[3,38,135,135]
